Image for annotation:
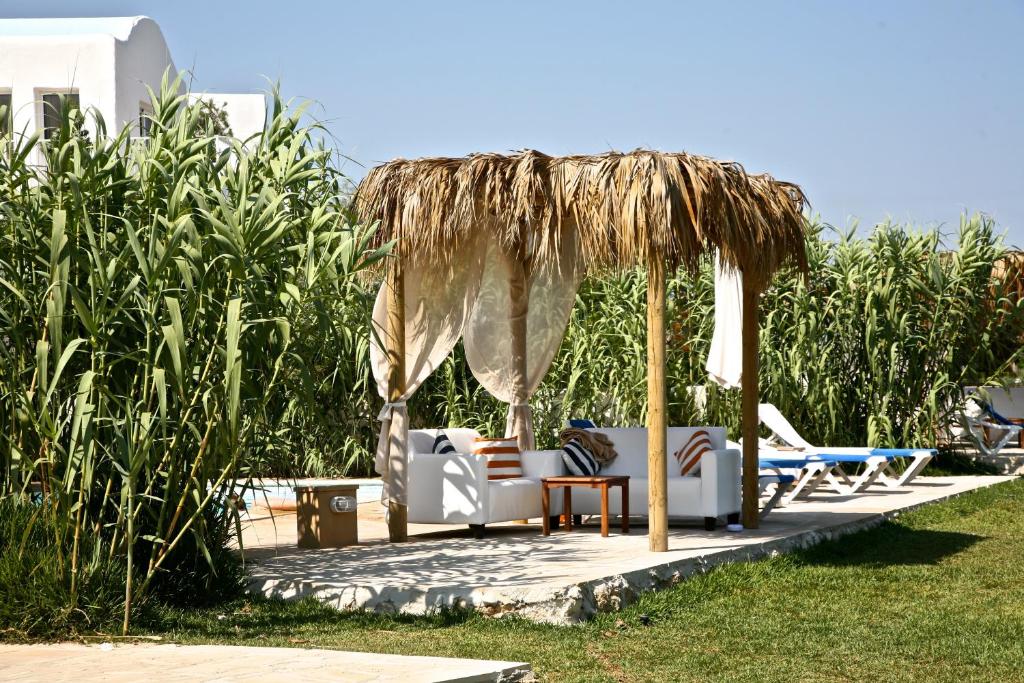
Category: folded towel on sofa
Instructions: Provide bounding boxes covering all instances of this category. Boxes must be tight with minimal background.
[558,427,618,466]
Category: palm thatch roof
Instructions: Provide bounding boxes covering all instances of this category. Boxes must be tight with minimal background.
[355,149,808,286]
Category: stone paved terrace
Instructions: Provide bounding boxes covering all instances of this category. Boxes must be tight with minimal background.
[0,643,532,683]
[244,476,1013,624]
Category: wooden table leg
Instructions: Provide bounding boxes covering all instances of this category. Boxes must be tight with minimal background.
[542,484,551,536]
[563,487,572,532]
[621,480,629,534]
[600,483,610,537]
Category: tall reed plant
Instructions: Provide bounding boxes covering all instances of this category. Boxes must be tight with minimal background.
[0,73,385,636]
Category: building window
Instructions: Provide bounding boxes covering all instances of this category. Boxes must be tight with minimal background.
[41,92,80,140]
[0,93,11,137]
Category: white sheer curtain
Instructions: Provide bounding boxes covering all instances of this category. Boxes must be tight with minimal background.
[706,252,743,389]
[370,226,582,506]
[464,231,582,450]
[370,237,485,506]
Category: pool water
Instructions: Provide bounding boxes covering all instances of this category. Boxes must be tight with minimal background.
[235,479,382,509]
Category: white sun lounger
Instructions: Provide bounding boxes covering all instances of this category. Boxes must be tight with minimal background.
[729,439,836,508]
[760,449,893,496]
[758,403,935,489]
[758,471,796,517]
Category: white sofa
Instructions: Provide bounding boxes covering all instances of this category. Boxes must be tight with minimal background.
[564,427,741,529]
[407,426,741,535]
[408,428,563,537]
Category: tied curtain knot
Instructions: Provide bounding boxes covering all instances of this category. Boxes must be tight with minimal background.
[377,401,407,421]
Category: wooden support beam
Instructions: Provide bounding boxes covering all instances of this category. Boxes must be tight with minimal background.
[386,258,408,542]
[741,279,760,529]
[646,257,669,552]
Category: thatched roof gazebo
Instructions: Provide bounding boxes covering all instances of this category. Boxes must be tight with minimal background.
[356,149,807,551]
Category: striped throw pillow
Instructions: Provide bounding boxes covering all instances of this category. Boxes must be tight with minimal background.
[432,432,456,455]
[561,438,599,476]
[473,436,523,480]
[674,429,712,476]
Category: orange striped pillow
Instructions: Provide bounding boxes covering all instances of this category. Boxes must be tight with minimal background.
[674,430,712,476]
[473,436,523,481]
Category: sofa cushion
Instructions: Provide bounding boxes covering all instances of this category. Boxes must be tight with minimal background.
[473,436,523,480]
[432,432,456,454]
[488,477,543,521]
[562,439,599,476]
[574,427,727,478]
[567,476,704,517]
[408,429,438,454]
[674,429,712,476]
[409,428,482,454]
[588,428,649,477]
[446,428,484,453]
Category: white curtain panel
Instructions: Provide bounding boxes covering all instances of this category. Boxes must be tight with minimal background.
[706,252,744,389]
[369,237,485,506]
[464,230,582,450]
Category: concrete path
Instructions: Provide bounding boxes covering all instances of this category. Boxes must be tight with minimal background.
[0,643,532,682]
[968,447,1024,474]
[245,476,1014,623]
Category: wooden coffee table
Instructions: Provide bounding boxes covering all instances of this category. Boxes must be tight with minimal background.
[541,475,629,537]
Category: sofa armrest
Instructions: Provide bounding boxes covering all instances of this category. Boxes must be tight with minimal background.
[699,448,741,517]
[408,451,488,523]
[521,449,565,479]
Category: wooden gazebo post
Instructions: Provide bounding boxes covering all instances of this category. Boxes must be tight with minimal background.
[740,275,760,529]
[386,258,408,542]
[647,255,669,552]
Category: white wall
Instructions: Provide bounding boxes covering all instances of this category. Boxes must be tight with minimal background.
[190,93,267,141]
[0,33,116,142]
[0,16,265,150]
[980,387,1024,420]
[0,15,174,157]
[113,17,176,136]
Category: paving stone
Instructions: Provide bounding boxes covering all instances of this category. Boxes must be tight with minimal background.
[0,643,532,683]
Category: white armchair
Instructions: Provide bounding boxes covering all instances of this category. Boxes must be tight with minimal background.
[407,428,563,537]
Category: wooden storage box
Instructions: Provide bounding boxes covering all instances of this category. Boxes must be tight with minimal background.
[295,484,359,548]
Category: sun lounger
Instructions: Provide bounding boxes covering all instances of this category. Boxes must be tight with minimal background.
[728,439,832,510]
[761,450,900,496]
[759,403,935,489]
[758,471,795,517]
[958,392,1024,457]
[759,454,844,498]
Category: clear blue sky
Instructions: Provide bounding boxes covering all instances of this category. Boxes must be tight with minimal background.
[6,1,1023,246]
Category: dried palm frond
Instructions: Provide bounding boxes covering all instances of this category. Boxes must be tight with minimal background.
[355,149,808,287]
[994,251,1024,302]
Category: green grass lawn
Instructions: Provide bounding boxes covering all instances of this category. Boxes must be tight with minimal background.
[146,479,1024,682]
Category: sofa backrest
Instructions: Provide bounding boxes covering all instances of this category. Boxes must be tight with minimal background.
[584,427,727,477]
[409,428,482,454]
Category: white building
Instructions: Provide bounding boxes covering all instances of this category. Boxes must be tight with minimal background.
[0,16,266,145]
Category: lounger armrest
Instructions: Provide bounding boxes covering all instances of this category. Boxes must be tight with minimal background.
[408,451,489,523]
[699,448,742,517]
[521,449,565,479]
